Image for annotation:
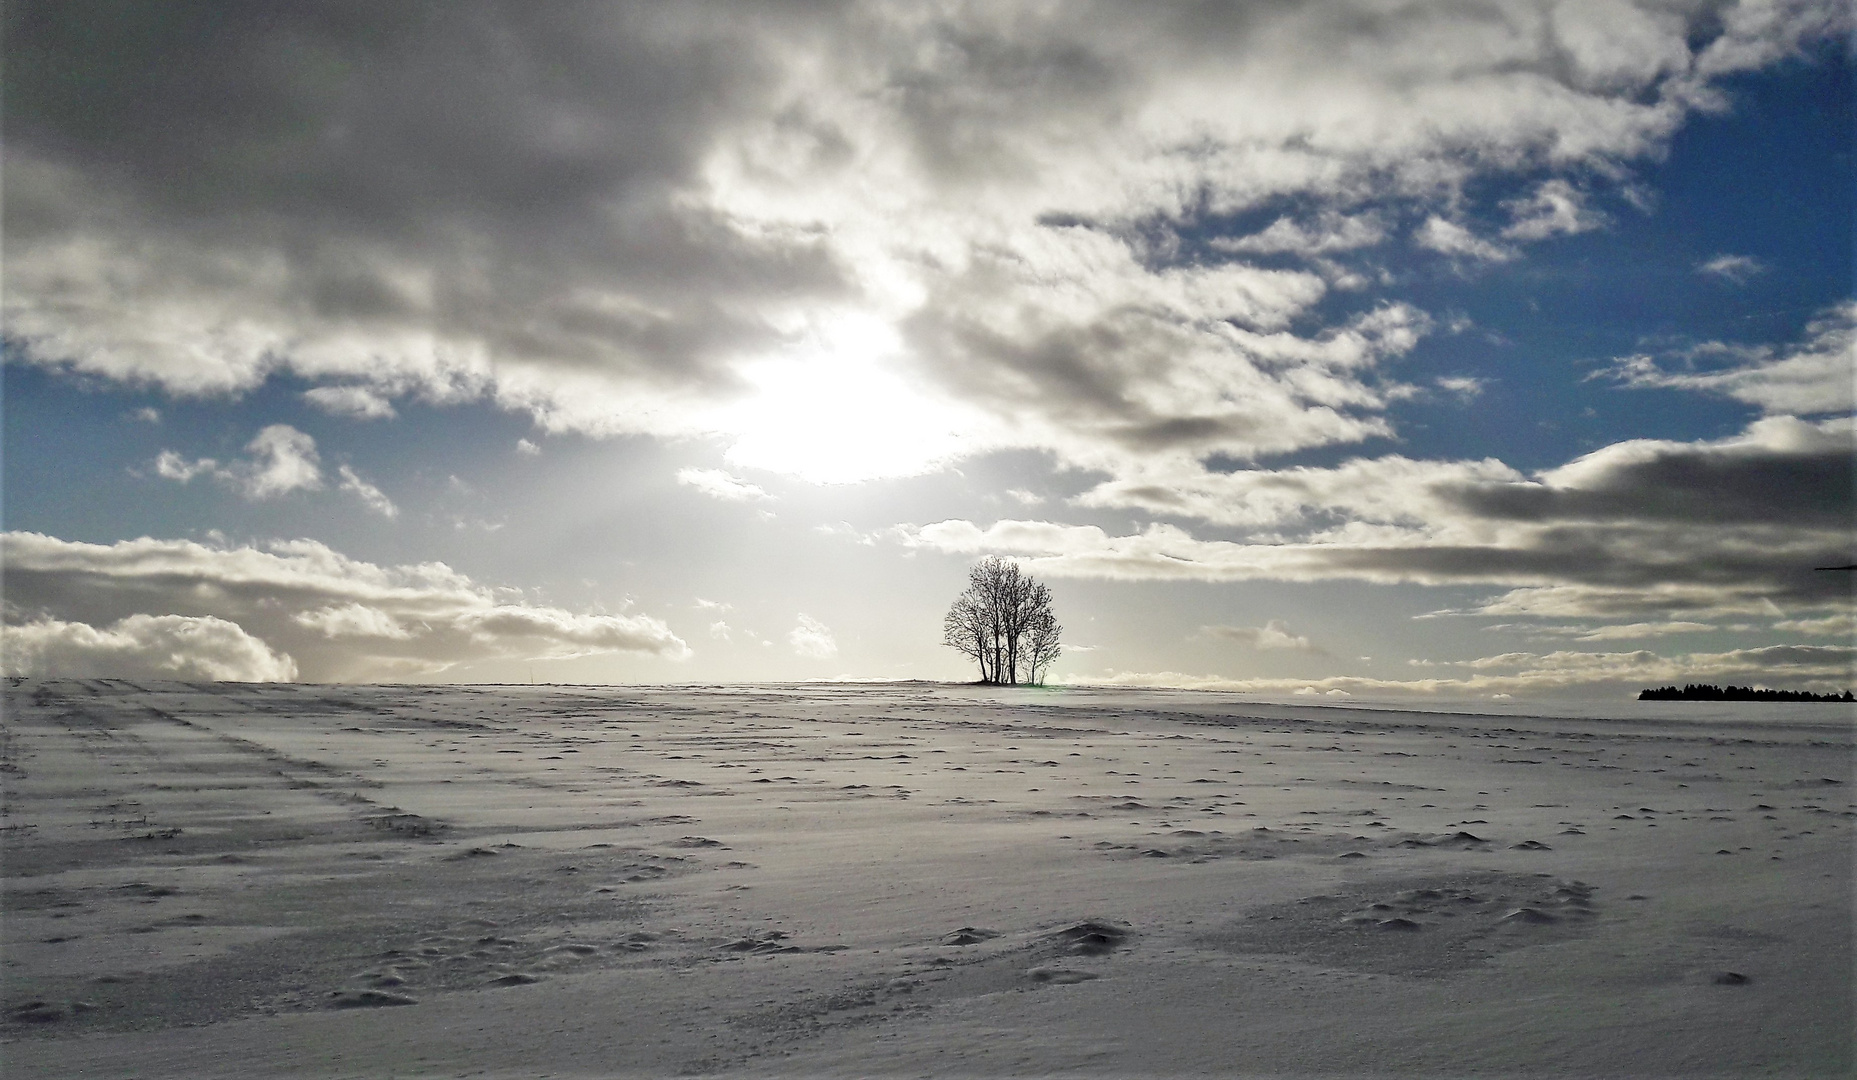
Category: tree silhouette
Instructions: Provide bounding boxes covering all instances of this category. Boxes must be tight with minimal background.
[942,555,1061,685]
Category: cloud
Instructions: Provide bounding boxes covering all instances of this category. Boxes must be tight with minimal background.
[813,521,881,545]
[1446,414,1853,528]
[155,425,323,498]
[897,415,1852,627]
[1602,301,1857,415]
[239,424,324,498]
[292,601,411,640]
[1101,413,1850,531]
[1512,620,1720,640]
[153,449,220,484]
[1772,611,1856,637]
[1084,641,1855,697]
[788,613,838,659]
[304,385,397,419]
[153,424,398,516]
[1,531,689,681]
[1415,217,1515,263]
[1696,253,1767,284]
[676,467,772,502]
[336,465,398,519]
[3,614,298,682]
[516,438,541,456]
[5,2,1844,482]
[1204,619,1320,652]
[1211,212,1387,256]
[1435,376,1486,401]
[1501,179,1605,241]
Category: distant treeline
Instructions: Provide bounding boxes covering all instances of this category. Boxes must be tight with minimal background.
[1639,684,1854,702]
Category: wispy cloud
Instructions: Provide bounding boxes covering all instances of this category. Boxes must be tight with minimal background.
[1203,619,1322,652]
[336,465,398,519]
[1415,217,1515,263]
[1084,642,1855,697]
[304,385,397,420]
[1521,621,1720,641]
[1695,253,1768,284]
[677,468,772,503]
[1501,180,1605,242]
[1211,211,1387,256]
[1601,301,1856,415]
[1435,376,1486,402]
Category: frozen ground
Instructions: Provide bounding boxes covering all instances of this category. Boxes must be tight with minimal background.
[2,679,1851,1077]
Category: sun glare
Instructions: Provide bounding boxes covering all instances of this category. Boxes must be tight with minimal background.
[720,312,984,484]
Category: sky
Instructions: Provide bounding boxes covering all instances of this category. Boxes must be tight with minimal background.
[3,0,1852,698]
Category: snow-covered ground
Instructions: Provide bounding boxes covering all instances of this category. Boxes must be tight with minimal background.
[4,679,1850,1077]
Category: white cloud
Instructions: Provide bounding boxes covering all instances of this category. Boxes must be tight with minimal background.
[1696,253,1767,284]
[788,614,838,659]
[813,521,881,545]
[516,438,541,456]
[153,449,219,484]
[1502,179,1605,241]
[1435,375,1486,401]
[1528,621,1720,640]
[1204,619,1320,652]
[3,614,298,682]
[336,465,398,519]
[241,425,324,498]
[1,532,690,681]
[1211,211,1387,256]
[1415,216,1515,263]
[154,426,395,516]
[152,424,325,499]
[1773,612,1856,637]
[304,385,397,419]
[676,467,772,502]
[293,603,410,640]
[1603,301,1857,415]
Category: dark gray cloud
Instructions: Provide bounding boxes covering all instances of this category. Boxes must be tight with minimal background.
[7,2,769,229]
[898,416,1854,621]
[5,1,847,411]
[6,1,1841,475]
[1439,445,1852,528]
[1079,416,1853,535]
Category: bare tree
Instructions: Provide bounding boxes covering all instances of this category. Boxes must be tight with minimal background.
[941,591,994,683]
[1024,602,1062,686]
[941,556,1061,685]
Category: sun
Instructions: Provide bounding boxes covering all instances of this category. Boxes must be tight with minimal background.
[718,312,988,484]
